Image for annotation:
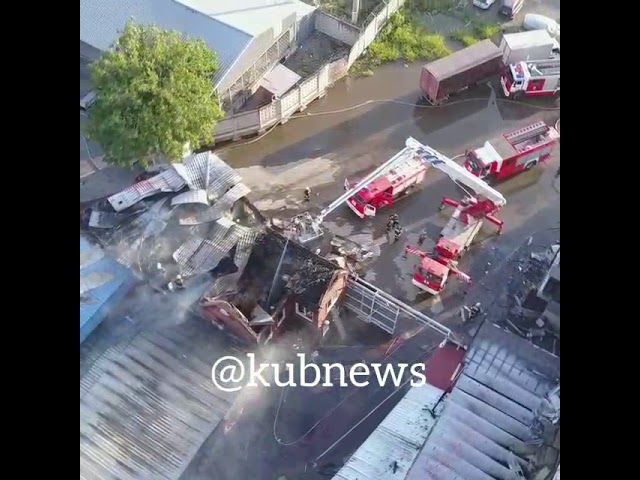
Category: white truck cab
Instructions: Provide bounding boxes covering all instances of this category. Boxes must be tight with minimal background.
[473,0,496,9]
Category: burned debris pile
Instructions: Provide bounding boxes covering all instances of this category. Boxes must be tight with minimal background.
[238,230,339,312]
[80,152,260,293]
[468,240,560,355]
[200,229,349,345]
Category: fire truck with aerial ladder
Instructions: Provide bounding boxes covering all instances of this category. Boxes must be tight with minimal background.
[501,58,560,99]
[287,138,507,297]
[401,138,507,295]
[344,144,431,218]
[464,121,560,181]
[285,148,426,243]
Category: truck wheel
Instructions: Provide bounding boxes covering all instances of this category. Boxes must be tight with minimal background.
[525,161,537,171]
[512,92,523,100]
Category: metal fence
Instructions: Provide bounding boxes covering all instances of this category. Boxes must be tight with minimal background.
[213,0,405,143]
[213,57,342,143]
[348,0,405,67]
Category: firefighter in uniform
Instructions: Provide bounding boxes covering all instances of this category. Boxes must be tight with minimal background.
[417,228,428,246]
[386,214,402,243]
[387,214,399,231]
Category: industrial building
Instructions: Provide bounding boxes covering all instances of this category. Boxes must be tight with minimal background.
[334,322,560,480]
[80,0,316,111]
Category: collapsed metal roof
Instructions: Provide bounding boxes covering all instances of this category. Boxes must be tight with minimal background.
[172,218,255,277]
[234,229,341,314]
[86,152,258,285]
[107,151,245,212]
[333,322,560,480]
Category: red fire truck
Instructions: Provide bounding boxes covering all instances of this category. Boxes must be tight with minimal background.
[464,121,560,181]
[403,138,507,295]
[344,144,430,218]
[501,58,560,99]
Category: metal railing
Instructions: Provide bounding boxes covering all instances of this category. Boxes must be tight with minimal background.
[344,274,462,345]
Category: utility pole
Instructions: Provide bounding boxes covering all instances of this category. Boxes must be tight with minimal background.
[351,0,360,25]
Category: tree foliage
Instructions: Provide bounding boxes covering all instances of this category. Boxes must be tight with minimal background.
[85,23,224,168]
[366,11,451,66]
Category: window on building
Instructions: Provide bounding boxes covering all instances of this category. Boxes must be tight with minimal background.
[295,302,314,322]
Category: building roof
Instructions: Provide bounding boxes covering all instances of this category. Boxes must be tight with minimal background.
[333,322,560,480]
[175,0,315,37]
[80,235,136,344]
[80,316,241,480]
[406,322,560,480]
[259,63,301,97]
[333,383,445,480]
[80,0,252,87]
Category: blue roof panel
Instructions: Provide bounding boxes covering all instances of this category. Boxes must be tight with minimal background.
[80,236,136,344]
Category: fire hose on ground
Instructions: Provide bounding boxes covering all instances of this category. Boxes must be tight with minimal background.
[218,97,561,151]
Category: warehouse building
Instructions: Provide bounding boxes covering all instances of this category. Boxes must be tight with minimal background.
[80,0,316,111]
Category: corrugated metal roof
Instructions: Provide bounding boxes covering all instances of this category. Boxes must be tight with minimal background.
[405,322,560,480]
[333,323,560,480]
[107,153,243,212]
[179,183,251,225]
[233,227,259,271]
[171,189,210,206]
[80,0,252,87]
[80,318,241,480]
[178,152,243,199]
[175,0,315,37]
[172,218,247,276]
[108,169,185,212]
[80,236,136,344]
[333,383,445,480]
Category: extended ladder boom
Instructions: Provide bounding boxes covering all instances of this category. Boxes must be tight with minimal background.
[526,59,560,76]
[405,137,506,207]
[316,143,420,223]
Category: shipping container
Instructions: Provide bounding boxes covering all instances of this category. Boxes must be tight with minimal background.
[420,40,503,105]
[500,30,558,65]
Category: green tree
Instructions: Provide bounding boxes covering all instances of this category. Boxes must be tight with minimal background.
[85,22,224,168]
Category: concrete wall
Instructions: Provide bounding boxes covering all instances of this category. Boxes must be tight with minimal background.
[214,58,337,142]
[213,0,405,142]
[314,10,360,46]
[348,0,405,67]
[297,10,316,44]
